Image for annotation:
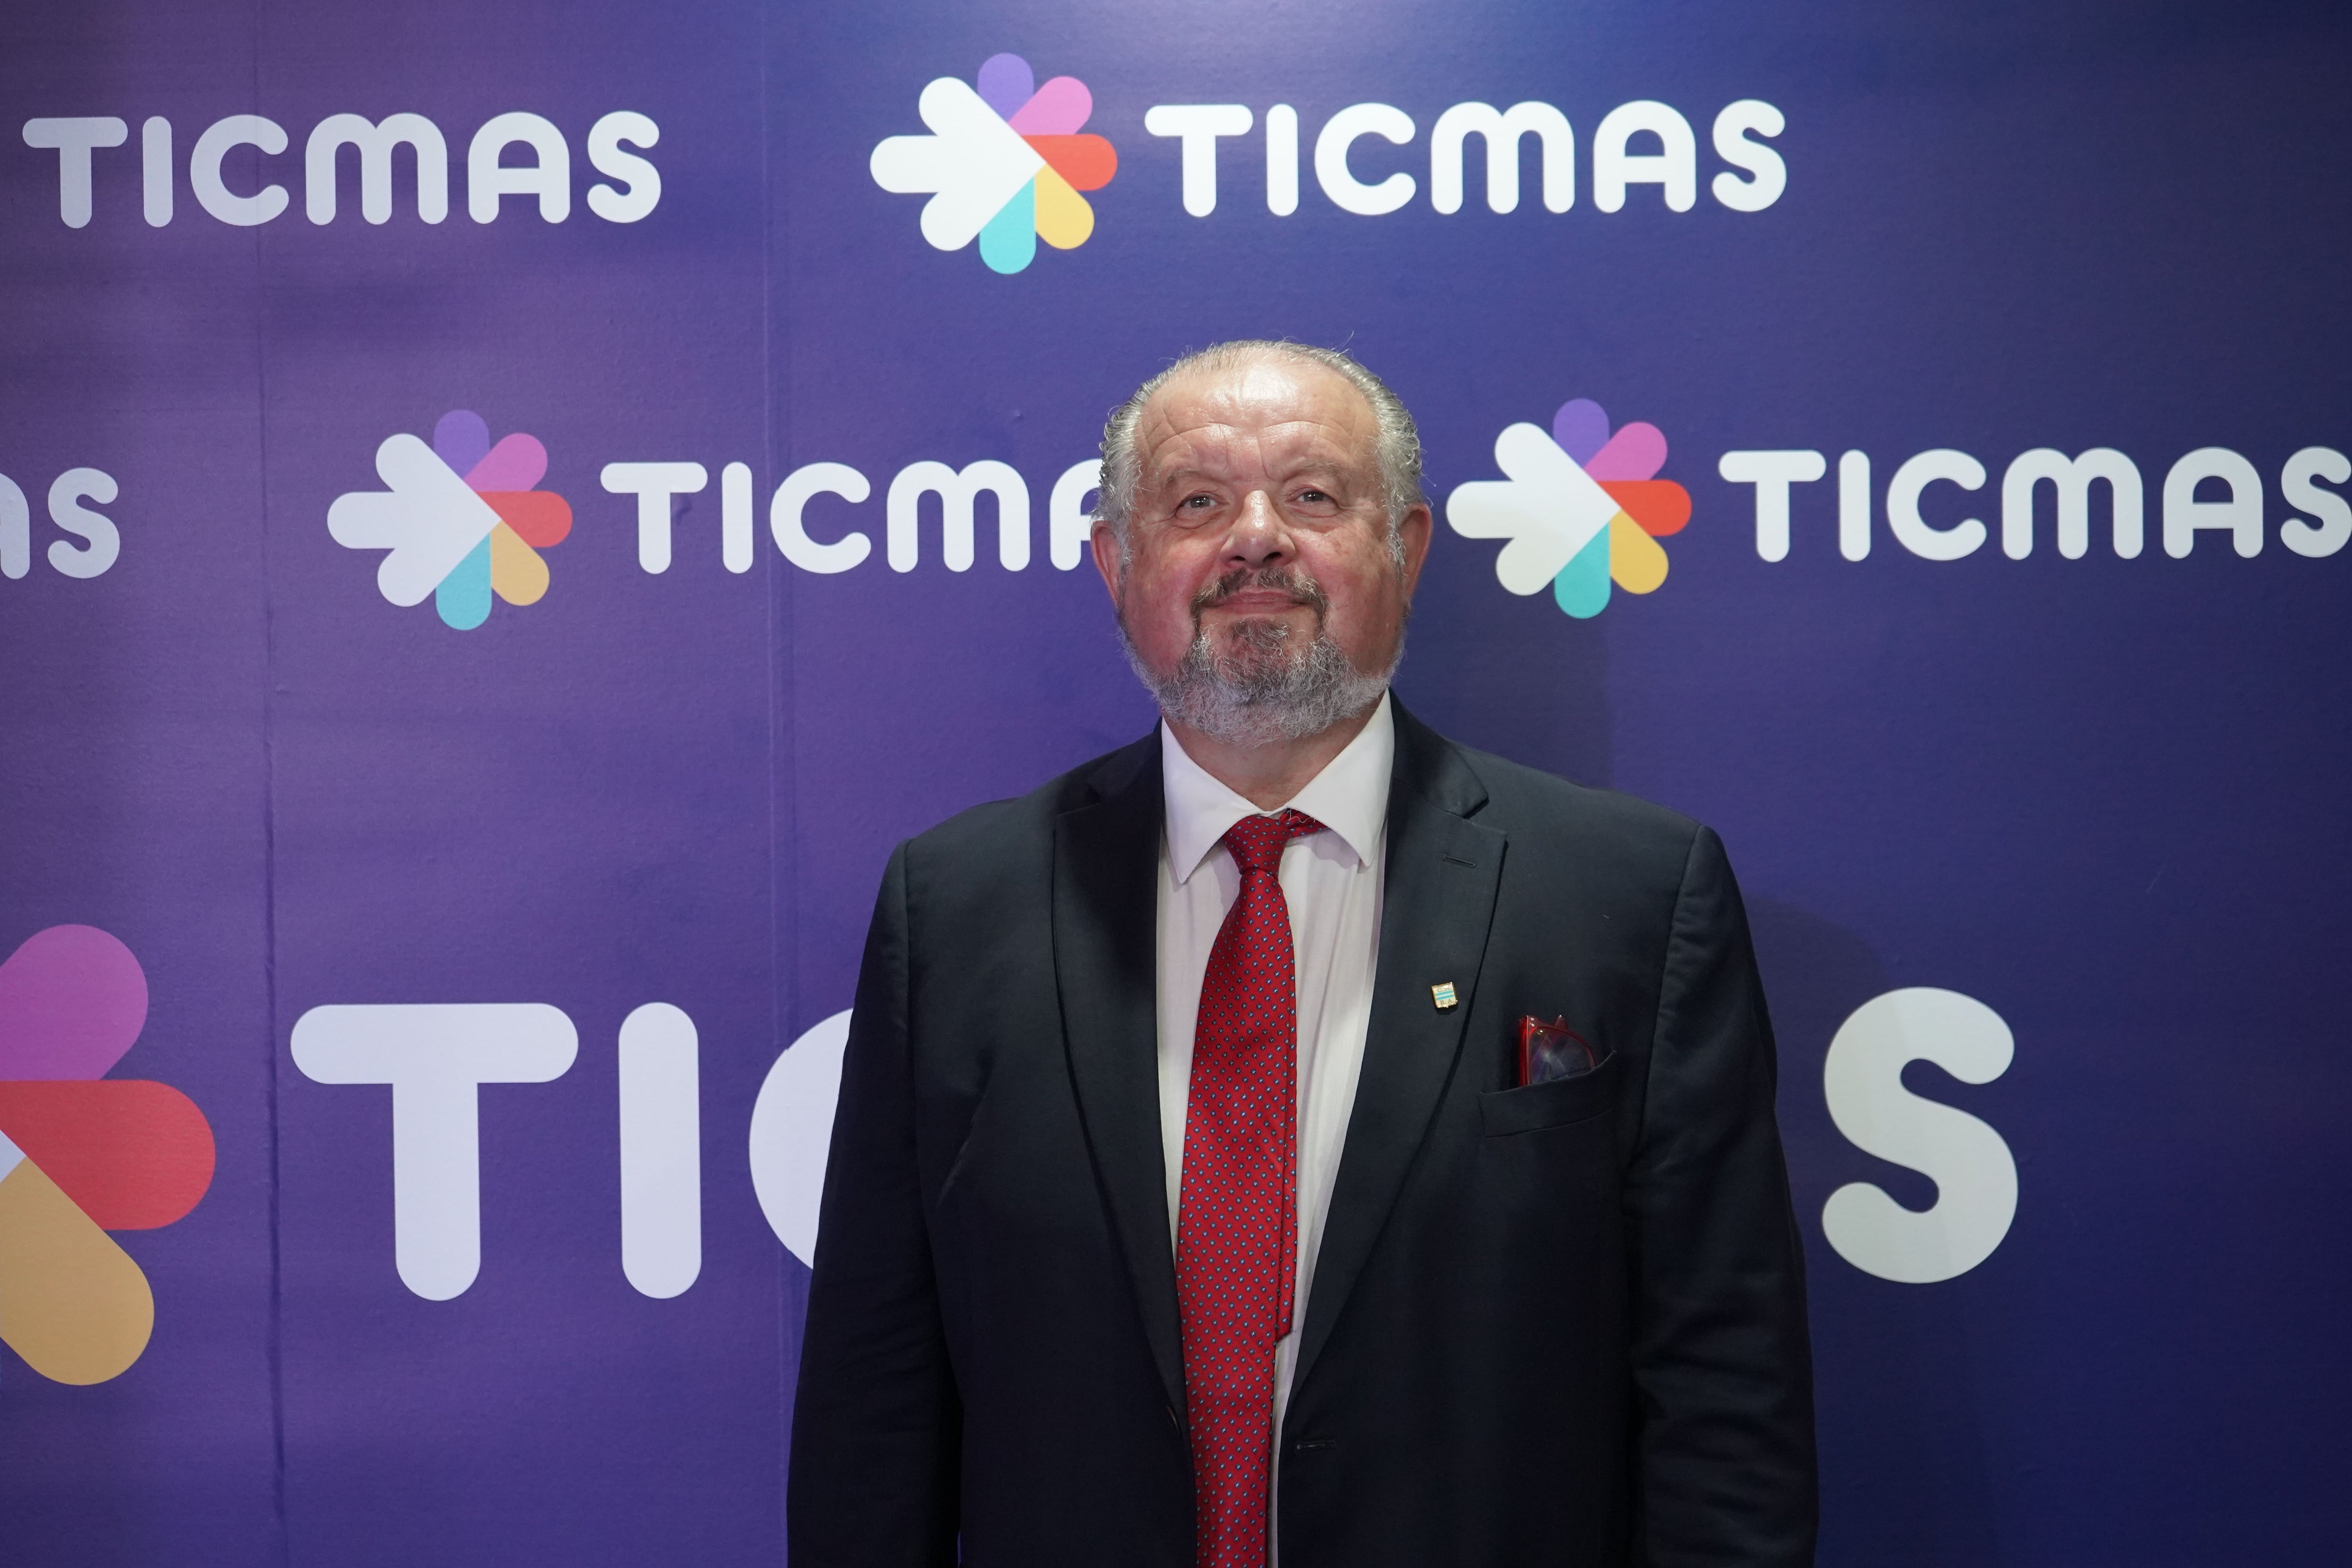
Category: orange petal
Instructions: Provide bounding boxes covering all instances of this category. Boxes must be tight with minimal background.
[1022,133,1116,191]
[0,1151,154,1384]
[1033,167,1095,250]
[1609,512,1670,595]
[490,524,550,606]
[478,491,572,548]
[1597,479,1690,536]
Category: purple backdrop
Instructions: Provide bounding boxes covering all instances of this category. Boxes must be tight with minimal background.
[3,1,2349,1563]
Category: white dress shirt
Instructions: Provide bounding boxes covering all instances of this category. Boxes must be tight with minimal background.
[1155,692,1393,1444]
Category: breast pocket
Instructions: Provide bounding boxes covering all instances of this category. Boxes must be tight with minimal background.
[1478,1052,1623,1136]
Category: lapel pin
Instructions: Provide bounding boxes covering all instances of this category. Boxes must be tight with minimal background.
[1431,982,1458,1011]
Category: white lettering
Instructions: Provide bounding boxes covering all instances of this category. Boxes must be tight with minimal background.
[600,461,708,573]
[1265,104,1299,216]
[2162,447,2264,558]
[22,117,127,228]
[771,463,873,574]
[1049,459,1102,570]
[1143,104,1252,217]
[2280,446,2352,559]
[1592,101,1696,213]
[886,460,1030,572]
[46,468,119,579]
[141,116,171,226]
[1717,449,1825,562]
[1315,103,1416,216]
[2000,448,2142,559]
[1430,101,1573,215]
[618,1003,700,1300]
[191,115,289,226]
[748,1011,852,1268]
[1838,449,1871,561]
[1887,449,1987,560]
[0,474,27,579]
[586,111,661,223]
[720,462,754,574]
[290,1003,578,1301]
[306,113,447,225]
[469,111,570,223]
[1821,987,2018,1285]
[1709,100,1786,212]
[193,115,289,225]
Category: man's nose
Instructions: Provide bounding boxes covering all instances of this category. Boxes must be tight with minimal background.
[1226,490,1292,566]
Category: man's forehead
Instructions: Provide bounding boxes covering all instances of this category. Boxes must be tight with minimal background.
[1137,357,1379,478]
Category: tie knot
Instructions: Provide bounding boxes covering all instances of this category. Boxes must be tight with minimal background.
[1223,809,1322,874]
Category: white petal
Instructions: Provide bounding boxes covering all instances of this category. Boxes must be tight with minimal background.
[326,434,500,607]
[1445,423,1623,595]
[867,77,1043,252]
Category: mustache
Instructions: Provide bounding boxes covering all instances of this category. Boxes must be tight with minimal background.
[1190,564,1329,617]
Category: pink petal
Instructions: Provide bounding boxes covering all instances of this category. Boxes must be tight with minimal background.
[1583,421,1666,481]
[465,433,548,493]
[1009,76,1092,135]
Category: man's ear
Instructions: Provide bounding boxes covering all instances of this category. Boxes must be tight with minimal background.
[1089,520,1125,606]
[1397,502,1434,597]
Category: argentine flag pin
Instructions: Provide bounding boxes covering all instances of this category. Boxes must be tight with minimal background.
[1431,982,1459,1011]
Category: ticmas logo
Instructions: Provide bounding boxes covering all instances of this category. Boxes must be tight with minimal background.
[1447,398,1691,618]
[0,926,215,1385]
[328,410,574,629]
[870,52,1117,274]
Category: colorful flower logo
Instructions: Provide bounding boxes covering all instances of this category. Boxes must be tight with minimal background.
[327,410,574,630]
[1446,398,1692,617]
[0,925,214,1385]
[870,52,1118,275]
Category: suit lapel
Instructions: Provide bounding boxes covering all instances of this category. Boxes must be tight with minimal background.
[1293,702,1504,1391]
[1052,735,1189,1415]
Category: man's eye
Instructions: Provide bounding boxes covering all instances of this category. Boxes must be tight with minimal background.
[1297,490,1330,504]
[1182,494,1216,509]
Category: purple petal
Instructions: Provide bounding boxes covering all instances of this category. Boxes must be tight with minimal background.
[976,54,1034,120]
[433,410,490,476]
[1551,399,1610,465]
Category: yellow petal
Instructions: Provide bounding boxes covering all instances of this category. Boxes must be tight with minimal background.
[490,523,549,606]
[0,1155,154,1384]
[1033,167,1094,251]
[1608,512,1669,595]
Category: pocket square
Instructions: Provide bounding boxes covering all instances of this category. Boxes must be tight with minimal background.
[1518,1015,1606,1086]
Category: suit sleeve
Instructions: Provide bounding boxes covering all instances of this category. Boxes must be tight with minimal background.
[1626,825,1818,1567]
[787,844,961,1567]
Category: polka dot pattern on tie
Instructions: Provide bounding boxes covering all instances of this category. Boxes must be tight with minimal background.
[1176,807,1322,1568]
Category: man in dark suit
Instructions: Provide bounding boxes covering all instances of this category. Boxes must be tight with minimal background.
[789,342,1815,1567]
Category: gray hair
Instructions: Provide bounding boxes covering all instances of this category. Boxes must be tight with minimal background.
[1094,340,1426,545]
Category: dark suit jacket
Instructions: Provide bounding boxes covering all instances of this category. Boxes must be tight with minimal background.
[789,701,1816,1567]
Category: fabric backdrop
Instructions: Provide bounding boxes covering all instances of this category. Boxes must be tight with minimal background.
[2,1,2346,1562]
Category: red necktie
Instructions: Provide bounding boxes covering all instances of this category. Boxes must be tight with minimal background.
[1177,808,1323,1568]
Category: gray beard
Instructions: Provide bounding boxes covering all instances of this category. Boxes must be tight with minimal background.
[1118,568,1398,747]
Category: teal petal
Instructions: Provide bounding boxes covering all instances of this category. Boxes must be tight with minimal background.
[1552,531,1611,618]
[435,536,493,630]
[977,181,1037,274]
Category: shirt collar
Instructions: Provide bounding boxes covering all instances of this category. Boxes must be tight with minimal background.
[1160,691,1395,885]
